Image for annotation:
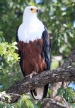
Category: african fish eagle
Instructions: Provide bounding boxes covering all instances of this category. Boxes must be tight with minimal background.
[16,6,50,100]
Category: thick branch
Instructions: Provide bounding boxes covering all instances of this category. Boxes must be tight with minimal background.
[3,45,75,104]
[6,66,75,103]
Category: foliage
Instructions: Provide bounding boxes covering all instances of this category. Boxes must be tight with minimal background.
[56,87,75,108]
[0,0,75,107]
[0,42,19,65]
[0,91,11,102]
[19,95,34,108]
[0,94,41,108]
[40,0,75,56]
[57,87,75,103]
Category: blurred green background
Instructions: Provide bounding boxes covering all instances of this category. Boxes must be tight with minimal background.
[0,0,75,107]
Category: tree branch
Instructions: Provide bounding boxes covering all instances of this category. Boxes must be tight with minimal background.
[5,66,75,103]
[3,46,75,106]
[41,98,66,108]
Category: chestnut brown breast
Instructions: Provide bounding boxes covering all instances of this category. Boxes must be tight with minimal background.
[18,39,46,76]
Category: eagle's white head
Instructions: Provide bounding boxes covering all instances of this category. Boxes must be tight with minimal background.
[18,6,44,43]
[23,6,38,22]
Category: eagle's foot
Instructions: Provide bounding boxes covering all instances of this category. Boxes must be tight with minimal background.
[30,71,37,78]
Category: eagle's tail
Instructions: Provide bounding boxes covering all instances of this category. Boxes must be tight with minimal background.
[30,84,48,100]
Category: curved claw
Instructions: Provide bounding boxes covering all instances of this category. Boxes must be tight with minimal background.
[30,71,37,78]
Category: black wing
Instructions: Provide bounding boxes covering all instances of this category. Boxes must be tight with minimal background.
[42,27,50,70]
[42,27,50,98]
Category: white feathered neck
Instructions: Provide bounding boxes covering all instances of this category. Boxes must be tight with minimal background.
[18,11,44,43]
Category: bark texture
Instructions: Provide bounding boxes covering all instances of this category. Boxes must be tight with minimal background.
[3,46,75,107]
[6,66,75,103]
[41,98,66,108]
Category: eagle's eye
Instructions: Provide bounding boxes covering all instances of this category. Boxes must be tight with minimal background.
[30,8,33,11]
